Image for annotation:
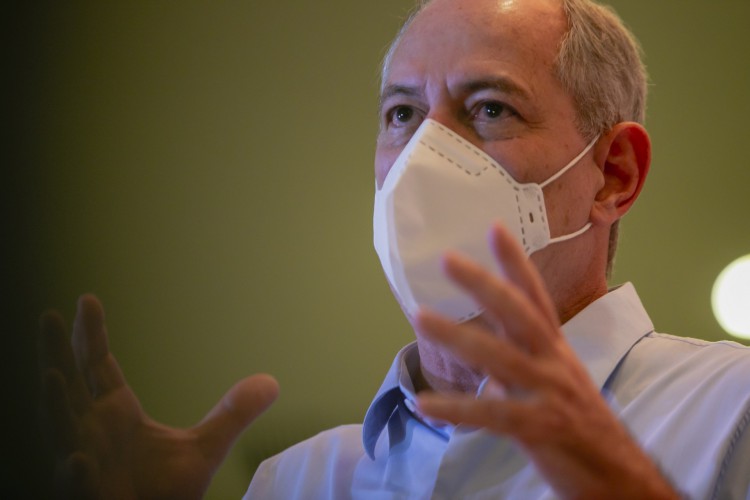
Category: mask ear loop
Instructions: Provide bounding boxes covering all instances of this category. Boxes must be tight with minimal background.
[539,135,600,190]
[549,222,592,243]
[539,135,600,244]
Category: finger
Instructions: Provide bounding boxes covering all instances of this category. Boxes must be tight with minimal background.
[39,310,92,413]
[416,309,544,391]
[72,294,127,398]
[490,223,559,329]
[442,251,553,353]
[194,373,279,467]
[416,392,559,443]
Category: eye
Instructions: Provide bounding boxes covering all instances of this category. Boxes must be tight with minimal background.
[473,101,514,121]
[480,102,504,118]
[386,105,421,128]
[394,106,414,123]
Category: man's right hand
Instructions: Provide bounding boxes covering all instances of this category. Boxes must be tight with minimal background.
[39,294,279,499]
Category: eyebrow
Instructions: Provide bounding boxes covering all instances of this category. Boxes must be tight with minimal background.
[460,77,531,101]
[378,76,532,112]
[378,84,421,113]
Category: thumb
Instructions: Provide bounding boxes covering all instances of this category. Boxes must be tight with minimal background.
[194,373,279,466]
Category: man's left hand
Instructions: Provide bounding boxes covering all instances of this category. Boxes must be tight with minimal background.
[415,223,678,500]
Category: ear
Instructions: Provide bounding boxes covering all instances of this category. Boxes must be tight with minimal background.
[590,122,651,225]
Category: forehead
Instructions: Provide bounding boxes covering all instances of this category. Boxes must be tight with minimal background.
[385,0,567,94]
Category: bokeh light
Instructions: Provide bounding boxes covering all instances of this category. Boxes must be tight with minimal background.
[712,255,750,340]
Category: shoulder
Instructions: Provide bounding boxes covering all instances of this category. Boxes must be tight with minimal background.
[614,332,750,406]
[610,333,750,497]
[244,424,365,499]
[627,332,750,375]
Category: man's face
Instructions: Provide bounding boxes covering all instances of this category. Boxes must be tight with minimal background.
[375,0,601,275]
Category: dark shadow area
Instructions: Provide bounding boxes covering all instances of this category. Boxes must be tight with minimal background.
[2,1,60,497]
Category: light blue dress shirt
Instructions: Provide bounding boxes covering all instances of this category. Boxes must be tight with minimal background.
[245,284,750,499]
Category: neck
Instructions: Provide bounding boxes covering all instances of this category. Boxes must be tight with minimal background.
[413,314,494,394]
[415,340,485,394]
[414,275,607,395]
[536,235,610,324]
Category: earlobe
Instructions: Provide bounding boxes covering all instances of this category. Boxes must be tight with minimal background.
[591,122,651,224]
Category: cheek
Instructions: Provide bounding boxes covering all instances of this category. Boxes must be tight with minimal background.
[544,168,599,230]
[480,140,543,185]
[543,184,575,229]
[374,147,397,189]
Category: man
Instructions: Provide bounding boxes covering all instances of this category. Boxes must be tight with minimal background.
[40,0,750,498]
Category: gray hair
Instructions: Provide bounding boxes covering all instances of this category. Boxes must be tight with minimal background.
[379,0,649,277]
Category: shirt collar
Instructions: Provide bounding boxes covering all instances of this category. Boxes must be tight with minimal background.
[362,343,419,459]
[561,282,654,388]
[362,282,654,459]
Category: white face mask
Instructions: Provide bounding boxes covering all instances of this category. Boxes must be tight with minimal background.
[373,119,598,323]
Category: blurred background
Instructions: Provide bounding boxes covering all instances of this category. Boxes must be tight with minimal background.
[6,1,750,497]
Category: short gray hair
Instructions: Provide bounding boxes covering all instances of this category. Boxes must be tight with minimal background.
[379,0,648,277]
[557,0,648,139]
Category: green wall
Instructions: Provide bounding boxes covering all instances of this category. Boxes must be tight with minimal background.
[13,1,750,497]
